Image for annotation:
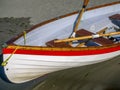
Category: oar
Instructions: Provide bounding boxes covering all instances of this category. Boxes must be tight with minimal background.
[76,27,108,47]
[70,0,89,37]
[54,31,120,43]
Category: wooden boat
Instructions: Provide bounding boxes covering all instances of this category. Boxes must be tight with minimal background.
[0,1,120,83]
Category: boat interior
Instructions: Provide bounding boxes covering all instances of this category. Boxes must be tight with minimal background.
[46,24,120,48]
[13,3,120,48]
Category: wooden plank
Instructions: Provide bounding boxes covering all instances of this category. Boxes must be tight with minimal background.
[73,29,114,46]
[109,14,120,20]
[46,39,71,48]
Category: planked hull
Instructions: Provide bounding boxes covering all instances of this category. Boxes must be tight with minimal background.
[2,44,120,83]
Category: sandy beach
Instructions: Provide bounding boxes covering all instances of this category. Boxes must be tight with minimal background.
[0,0,119,24]
[0,0,120,90]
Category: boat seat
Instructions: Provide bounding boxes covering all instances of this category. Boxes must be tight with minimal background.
[76,29,114,46]
[109,14,120,27]
[76,29,93,37]
[93,37,114,45]
[109,14,120,20]
[46,39,72,47]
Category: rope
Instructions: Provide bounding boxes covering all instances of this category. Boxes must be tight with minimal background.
[1,31,27,66]
[1,46,19,66]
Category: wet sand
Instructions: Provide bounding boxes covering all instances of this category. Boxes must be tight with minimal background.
[0,0,120,90]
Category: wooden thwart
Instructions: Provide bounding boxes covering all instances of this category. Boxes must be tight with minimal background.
[76,29,114,45]
[109,14,120,20]
[76,29,93,36]
[109,14,120,28]
[46,39,71,47]
[93,37,114,45]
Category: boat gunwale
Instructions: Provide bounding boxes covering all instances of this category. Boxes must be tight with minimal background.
[5,43,120,51]
[5,1,120,51]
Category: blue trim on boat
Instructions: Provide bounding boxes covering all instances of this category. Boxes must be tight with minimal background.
[0,54,11,83]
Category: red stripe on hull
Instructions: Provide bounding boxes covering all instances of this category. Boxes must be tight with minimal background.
[3,46,120,56]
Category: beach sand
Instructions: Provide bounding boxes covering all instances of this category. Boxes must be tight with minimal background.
[0,0,120,90]
[0,0,120,24]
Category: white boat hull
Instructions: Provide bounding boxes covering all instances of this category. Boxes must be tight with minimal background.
[3,49,120,83]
